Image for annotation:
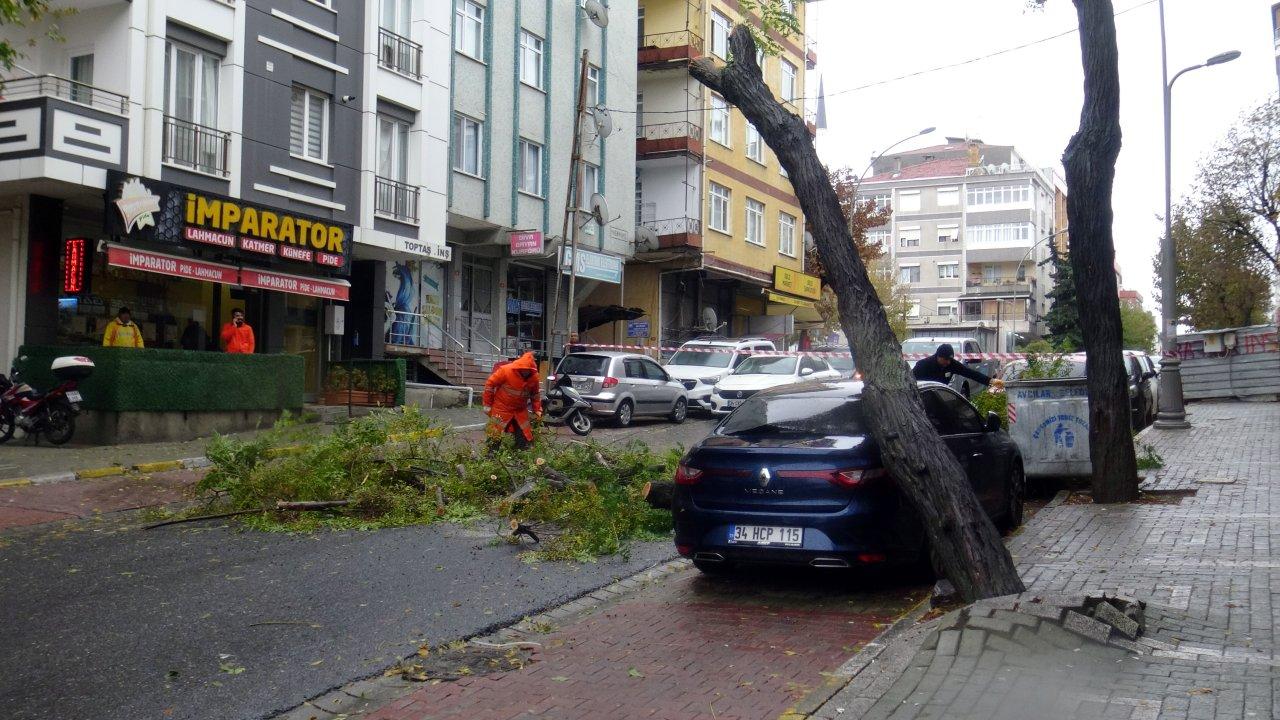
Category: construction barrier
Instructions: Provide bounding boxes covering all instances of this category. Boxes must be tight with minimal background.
[572,342,1027,362]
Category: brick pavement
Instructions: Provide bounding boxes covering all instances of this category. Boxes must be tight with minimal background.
[815,400,1280,720]
[0,468,199,531]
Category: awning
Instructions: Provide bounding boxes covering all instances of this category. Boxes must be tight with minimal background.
[577,305,645,332]
[765,291,823,323]
[106,245,239,284]
[766,291,815,309]
[241,267,350,301]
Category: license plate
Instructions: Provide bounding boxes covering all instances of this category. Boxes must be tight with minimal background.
[66,391,82,402]
[724,399,742,409]
[728,525,803,547]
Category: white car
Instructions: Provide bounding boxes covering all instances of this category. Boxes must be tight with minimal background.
[708,353,842,415]
[663,337,776,412]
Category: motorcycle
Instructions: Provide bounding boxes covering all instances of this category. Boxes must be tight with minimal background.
[0,355,94,445]
[543,375,593,436]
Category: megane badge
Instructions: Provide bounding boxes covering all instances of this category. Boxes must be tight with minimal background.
[757,468,772,487]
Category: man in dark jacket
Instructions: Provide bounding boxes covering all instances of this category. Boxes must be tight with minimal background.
[912,343,1000,388]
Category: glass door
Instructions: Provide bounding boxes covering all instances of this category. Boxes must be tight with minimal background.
[460,260,495,353]
[284,295,322,398]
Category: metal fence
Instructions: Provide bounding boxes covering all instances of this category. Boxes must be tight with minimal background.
[378,27,422,79]
[375,176,420,223]
[162,115,230,176]
[636,121,702,141]
[1172,325,1280,401]
[0,74,128,114]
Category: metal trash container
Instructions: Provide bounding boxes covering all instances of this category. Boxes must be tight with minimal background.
[1005,377,1092,478]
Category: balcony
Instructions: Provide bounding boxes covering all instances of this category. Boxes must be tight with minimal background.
[638,31,704,69]
[1,74,128,115]
[962,276,1035,297]
[0,75,130,177]
[638,217,702,252]
[375,176,420,223]
[805,38,818,69]
[378,27,422,79]
[162,115,230,177]
[636,121,703,160]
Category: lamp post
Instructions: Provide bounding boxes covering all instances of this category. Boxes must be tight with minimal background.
[1155,0,1240,429]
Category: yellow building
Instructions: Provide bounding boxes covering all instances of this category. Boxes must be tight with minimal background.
[582,0,817,350]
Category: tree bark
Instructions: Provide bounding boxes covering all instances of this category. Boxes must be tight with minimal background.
[1063,0,1138,503]
[690,27,1024,602]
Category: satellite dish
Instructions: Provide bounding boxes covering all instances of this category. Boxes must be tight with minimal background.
[584,0,609,28]
[589,193,610,226]
[635,225,659,251]
[588,106,614,138]
[701,306,718,331]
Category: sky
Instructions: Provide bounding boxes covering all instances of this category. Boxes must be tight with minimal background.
[808,0,1277,314]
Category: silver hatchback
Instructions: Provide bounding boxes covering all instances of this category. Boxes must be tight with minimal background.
[551,351,689,427]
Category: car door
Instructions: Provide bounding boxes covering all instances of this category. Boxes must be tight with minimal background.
[641,358,679,410]
[622,358,655,412]
[921,388,1000,515]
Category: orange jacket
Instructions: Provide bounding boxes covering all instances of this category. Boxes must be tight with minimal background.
[221,321,256,354]
[483,352,543,441]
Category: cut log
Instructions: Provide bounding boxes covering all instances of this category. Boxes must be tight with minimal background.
[643,481,675,510]
[689,26,1024,602]
[541,466,570,488]
[504,481,537,503]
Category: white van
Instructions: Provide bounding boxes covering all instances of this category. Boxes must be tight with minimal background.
[663,336,776,412]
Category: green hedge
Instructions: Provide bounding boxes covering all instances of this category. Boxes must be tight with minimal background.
[16,346,304,412]
[327,359,407,406]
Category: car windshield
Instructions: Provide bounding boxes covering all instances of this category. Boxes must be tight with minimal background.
[734,356,797,375]
[720,395,866,436]
[901,340,952,355]
[667,349,734,368]
[557,354,609,376]
[827,357,855,373]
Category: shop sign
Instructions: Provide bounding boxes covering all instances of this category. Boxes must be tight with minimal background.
[560,247,622,284]
[509,231,544,256]
[766,291,815,309]
[398,237,452,263]
[772,266,821,301]
[506,298,544,316]
[106,245,239,284]
[105,170,354,275]
[627,320,650,338]
[241,268,350,301]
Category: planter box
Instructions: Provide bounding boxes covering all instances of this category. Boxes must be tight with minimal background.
[322,390,396,407]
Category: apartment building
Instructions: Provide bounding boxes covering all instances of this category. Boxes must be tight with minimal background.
[624,0,818,349]
[434,0,637,368]
[860,139,1061,352]
[0,0,451,397]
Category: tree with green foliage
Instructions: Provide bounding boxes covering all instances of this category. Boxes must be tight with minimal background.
[1043,243,1082,350]
[1158,203,1274,330]
[1118,303,1157,353]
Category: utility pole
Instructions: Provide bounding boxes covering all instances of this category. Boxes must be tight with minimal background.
[550,51,591,357]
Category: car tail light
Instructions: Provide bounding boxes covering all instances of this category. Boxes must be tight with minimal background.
[857,553,886,563]
[602,376,619,389]
[854,371,863,381]
[676,544,693,556]
[828,467,889,489]
[674,464,703,485]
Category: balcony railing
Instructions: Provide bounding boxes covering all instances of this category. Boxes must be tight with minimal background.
[0,74,128,115]
[639,217,702,250]
[638,30,704,66]
[636,121,704,159]
[375,176,420,223]
[379,27,423,79]
[162,115,230,176]
[963,277,1034,297]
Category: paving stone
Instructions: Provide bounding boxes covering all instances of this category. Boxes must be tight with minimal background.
[957,628,987,657]
[1064,610,1114,645]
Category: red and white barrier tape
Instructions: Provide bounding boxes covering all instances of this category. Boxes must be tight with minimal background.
[571,342,1025,361]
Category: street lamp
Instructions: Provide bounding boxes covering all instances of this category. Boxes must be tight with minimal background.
[1155,0,1240,429]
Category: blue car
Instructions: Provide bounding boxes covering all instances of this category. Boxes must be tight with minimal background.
[673,380,1025,574]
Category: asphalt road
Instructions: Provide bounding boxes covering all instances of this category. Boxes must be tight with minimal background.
[0,417,717,720]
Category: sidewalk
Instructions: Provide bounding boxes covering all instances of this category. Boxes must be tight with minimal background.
[812,400,1280,720]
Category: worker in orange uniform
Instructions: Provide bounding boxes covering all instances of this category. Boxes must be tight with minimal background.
[482,351,543,450]
[221,308,256,354]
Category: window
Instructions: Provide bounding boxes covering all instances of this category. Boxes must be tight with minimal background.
[936,186,959,207]
[780,60,797,102]
[454,0,484,58]
[867,229,890,249]
[897,190,920,212]
[963,300,982,317]
[898,228,920,248]
[934,390,984,434]
[937,262,959,280]
[938,301,958,318]
[967,223,1032,246]
[908,300,921,317]
[452,114,483,176]
[623,359,648,379]
[745,198,765,246]
[165,41,219,127]
[755,47,765,70]
[581,163,601,235]
[290,86,328,161]
[641,359,668,381]
[709,95,730,146]
[867,193,891,211]
[745,123,764,163]
[519,30,544,89]
[377,116,409,182]
[518,139,543,195]
[710,10,730,59]
[381,0,411,36]
[709,182,731,233]
[936,225,958,243]
[966,184,1031,206]
[586,65,601,104]
[69,53,94,105]
[637,6,645,44]
[778,212,797,257]
[900,265,921,283]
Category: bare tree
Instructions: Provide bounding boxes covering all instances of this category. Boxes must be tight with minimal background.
[1062,0,1137,502]
[690,27,1024,601]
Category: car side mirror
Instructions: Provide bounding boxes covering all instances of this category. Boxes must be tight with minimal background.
[800,367,814,377]
[985,411,1002,433]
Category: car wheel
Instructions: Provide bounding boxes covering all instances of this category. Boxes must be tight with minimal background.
[669,397,687,424]
[615,400,634,428]
[999,462,1026,534]
[693,559,735,575]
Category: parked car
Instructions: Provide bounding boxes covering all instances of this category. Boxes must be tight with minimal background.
[901,336,998,398]
[811,345,858,379]
[673,380,1025,574]
[549,352,688,427]
[663,337,777,413]
[707,353,842,415]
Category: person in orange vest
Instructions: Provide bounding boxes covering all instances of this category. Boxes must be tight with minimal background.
[482,351,543,450]
[102,307,144,348]
[221,309,256,354]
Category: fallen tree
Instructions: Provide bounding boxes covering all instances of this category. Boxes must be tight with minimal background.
[690,26,1024,601]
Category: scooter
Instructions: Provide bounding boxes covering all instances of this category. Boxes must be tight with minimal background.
[0,355,94,445]
[543,374,593,436]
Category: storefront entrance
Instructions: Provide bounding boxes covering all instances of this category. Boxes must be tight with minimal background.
[505,264,546,355]
[459,259,496,353]
[284,294,322,396]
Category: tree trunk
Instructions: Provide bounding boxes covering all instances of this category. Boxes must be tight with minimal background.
[690,28,1024,602]
[1063,0,1138,503]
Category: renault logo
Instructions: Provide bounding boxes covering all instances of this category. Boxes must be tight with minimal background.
[757,467,772,487]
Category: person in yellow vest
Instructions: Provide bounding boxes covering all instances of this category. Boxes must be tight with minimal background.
[102,307,144,348]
